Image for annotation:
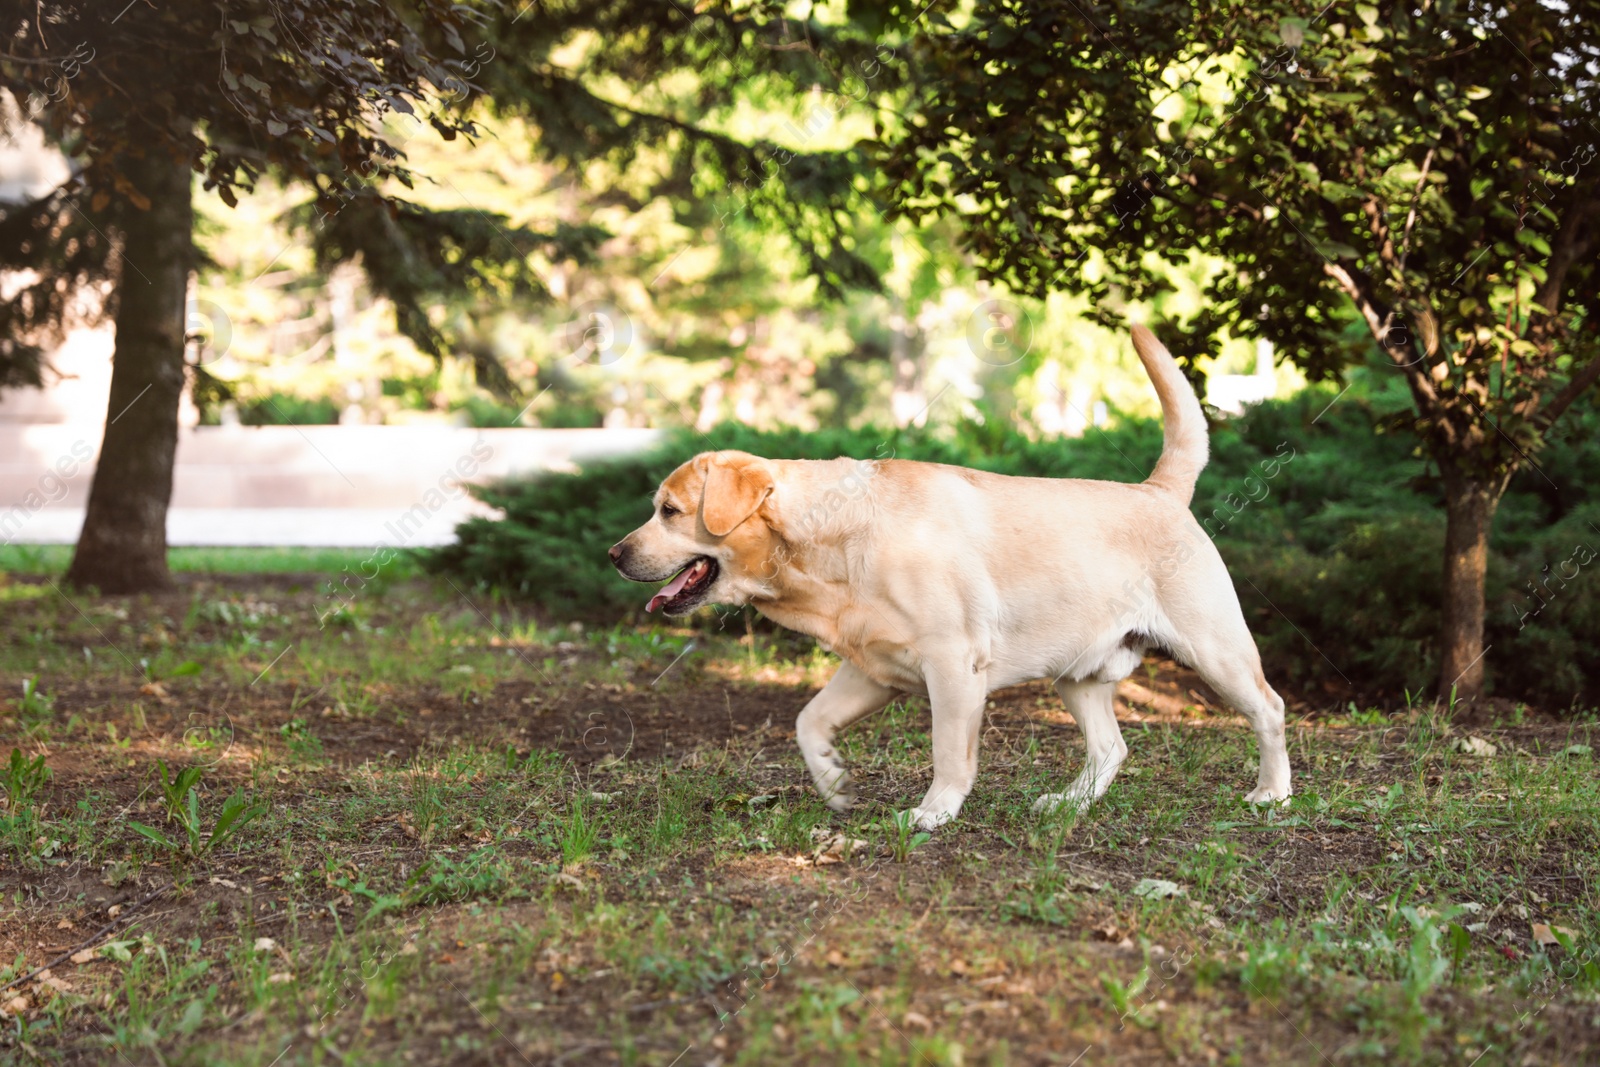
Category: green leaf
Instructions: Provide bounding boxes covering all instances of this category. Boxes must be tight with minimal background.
[169,660,203,678]
[1312,239,1363,260]
[1447,922,1471,972]
[129,822,177,850]
[1319,181,1363,203]
[207,790,267,851]
[1514,229,1552,256]
[99,940,138,962]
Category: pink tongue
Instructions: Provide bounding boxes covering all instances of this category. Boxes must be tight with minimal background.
[647,564,698,613]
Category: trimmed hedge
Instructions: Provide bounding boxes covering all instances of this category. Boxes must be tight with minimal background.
[422,396,1600,709]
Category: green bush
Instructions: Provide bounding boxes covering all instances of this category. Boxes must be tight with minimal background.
[421,395,1600,708]
[238,392,341,426]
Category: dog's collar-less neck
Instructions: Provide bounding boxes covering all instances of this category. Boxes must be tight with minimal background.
[744,461,884,656]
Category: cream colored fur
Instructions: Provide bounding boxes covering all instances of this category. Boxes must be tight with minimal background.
[611,327,1292,830]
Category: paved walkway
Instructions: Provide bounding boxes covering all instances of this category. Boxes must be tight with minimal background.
[1,425,662,548]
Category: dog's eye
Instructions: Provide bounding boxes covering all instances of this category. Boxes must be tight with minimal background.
[659,503,679,519]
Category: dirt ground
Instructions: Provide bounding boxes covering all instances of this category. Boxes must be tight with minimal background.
[1,573,1597,1065]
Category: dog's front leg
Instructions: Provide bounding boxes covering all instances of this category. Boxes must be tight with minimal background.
[796,662,896,812]
[907,660,987,831]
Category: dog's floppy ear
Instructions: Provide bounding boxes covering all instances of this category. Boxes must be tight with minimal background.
[699,452,774,537]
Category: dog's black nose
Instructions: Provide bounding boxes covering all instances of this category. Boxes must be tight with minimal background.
[608,544,624,563]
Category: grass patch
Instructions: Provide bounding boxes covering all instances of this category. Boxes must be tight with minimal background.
[0,574,1595,1065]
[0,544,424,577]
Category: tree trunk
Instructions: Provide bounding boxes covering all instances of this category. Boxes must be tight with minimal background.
[1438,471,1502,703]
[65,152,193,593]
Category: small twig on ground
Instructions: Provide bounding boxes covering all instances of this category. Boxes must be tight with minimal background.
[0,882,170,994]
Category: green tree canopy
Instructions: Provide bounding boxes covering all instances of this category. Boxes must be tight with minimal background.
[878,0,1600,699]
[0,0,897,590]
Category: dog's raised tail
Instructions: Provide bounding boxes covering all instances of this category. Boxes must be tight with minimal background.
[1131,325,1208,505]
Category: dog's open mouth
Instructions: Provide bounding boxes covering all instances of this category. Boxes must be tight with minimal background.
[646,556,718,614]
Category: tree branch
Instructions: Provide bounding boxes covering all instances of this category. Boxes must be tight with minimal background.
[1396,145,1435,277]
[1534,187,1598,314]
[1322,260,1442,416]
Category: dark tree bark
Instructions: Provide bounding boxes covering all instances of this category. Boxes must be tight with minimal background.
[65,151,193,593]
[1438,470,1504,703]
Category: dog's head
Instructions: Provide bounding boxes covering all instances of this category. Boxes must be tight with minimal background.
[609,450,780,615]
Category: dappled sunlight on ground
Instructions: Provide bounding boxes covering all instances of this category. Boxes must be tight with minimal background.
[1,574,1596,1065]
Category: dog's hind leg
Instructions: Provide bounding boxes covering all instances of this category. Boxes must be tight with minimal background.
[1185,636,1292,804]
[1033,678,1126,815]
[797,661,896,813]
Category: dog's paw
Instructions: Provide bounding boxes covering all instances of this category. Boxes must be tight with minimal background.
[815,770,855,813]
[1243,786,1292,806]
[1031,792,1077,815]
[905,806,955,832]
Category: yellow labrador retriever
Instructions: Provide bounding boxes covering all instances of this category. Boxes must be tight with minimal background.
[609,327,1291,830]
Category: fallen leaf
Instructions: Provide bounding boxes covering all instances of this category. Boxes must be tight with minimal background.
[813,834,870,862]
[903,1010,932,1032]
[268,972,294,984]
[56,920,75,930]
[2,994,31,1016]
[824,949,846,967]
[1455,736,1497,757]
[1560,744,1593,757]
[1133,878,1185,900]
[138,682,171,701]
[962,998,1011,1015]
[69,949,96,965]
[1531,923,1578,947]
[253,937,277,953]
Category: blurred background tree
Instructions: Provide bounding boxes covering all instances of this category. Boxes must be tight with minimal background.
[0,0,893,592]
